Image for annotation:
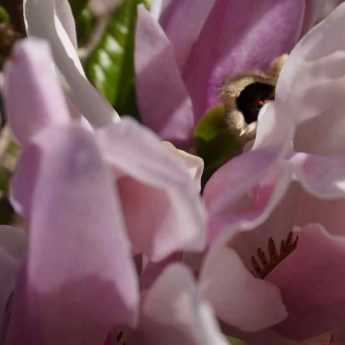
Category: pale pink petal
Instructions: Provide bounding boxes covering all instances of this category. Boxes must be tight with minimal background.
[281,184,345,238]
[159,0,216,68]
[229,182,345,272]
[24,0,119,126]
[203,150,291,243]
[135,5,194,146]
[96,118,206,261]
[140,253,182,292]
[162,142,204,192]
[6,125,139,345]
[276,3,345,154]
[292,152,345,198]
[150,0,165,20]
[267,224,345,340]
[23,0,83,73]
[200,245,287,332]
[4,39,70,145]
[183,0,305,118]
[253,103,294,154]
[302,0,324,33]
[54,0,78,48]
[138,264,229,345]
[10,143,40,218]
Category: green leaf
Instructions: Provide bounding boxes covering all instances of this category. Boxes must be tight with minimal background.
[68,0,94,45]
[194,106,243,184]
[76,7,94,45]
[69,0,88,16]
[85,0,146,117]
[0,6,10,24]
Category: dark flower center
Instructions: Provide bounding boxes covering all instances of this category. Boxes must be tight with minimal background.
[236,82,275,124]
[251,232,298,279]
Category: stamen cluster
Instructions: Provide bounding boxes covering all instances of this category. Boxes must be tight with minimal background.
[251,232,298,279]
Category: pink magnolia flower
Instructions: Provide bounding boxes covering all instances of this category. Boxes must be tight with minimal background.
[134,0,334,146]
[23,0,343,149]
[0,38,229,345]
[2,125,226,345]
[5,38,206,262]
[201,3,345,343]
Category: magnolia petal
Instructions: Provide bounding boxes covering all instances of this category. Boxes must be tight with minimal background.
[183,0,305,118]
[229,181,345,258]
[292,152,345,198]
[135,5,194,145]
[0,226,26,339]
[138,264,229,345]
[4,39,70,145]
[6,125,139,345]
[267,224,345,340]
[54,0,78,48]
[302,0,344,34]
[302,0,324,33]
[23,0,83,73]
[276,3,345,154]
[140,253,182,292]
[203,150,291,243]
[226,178,345,276]
[96,118,206,261]
[10,143,40,219]
[200,245,287,332]
[253,103,294,154]
[24,0,119,126]
[162,142,204,192]
[159,0,216,68]
[151,0,167,20]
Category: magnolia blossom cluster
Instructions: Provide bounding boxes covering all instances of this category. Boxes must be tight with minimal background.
[1,1,345,345]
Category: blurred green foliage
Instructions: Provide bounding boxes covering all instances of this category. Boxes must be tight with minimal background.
[84,0,149,117]
[69,0,89,14]
[70,0,94,45]
[194,106,243,184]
[0,6,10,24]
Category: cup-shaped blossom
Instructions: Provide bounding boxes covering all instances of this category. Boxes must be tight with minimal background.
[1,37,214,344]
[5,38,206,263]
[1,123,226,345]
[201,3,345,342]
[134,0,308,145]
